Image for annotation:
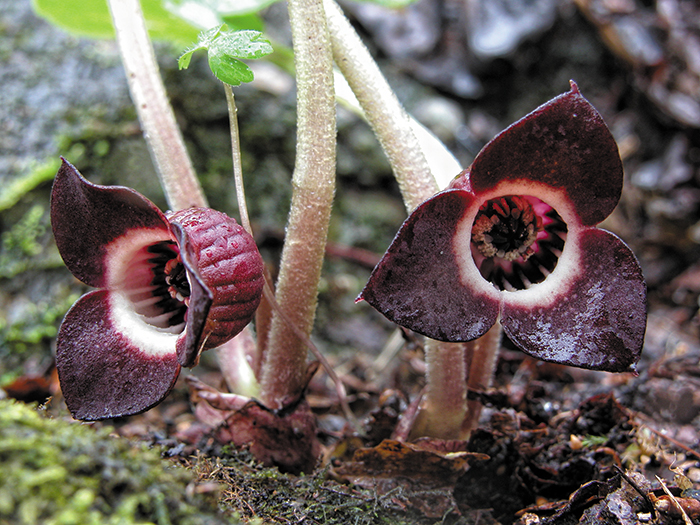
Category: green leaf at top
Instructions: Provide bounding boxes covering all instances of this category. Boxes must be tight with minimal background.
[208,53,254,86]
[179,26,273,86]
[31,0,201,46]
[178,25,220,70]
[209,29,273,61]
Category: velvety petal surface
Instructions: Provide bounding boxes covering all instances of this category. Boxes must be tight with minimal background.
[466,82,623,226]
[56,290,181,420]
[359,190,500,341]
[170,208,265,367]
[50,159,171,288]
[501,228,646,372]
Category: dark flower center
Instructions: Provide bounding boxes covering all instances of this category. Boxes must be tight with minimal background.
[472,195,541,261]
[164,256,191,302]
[120,240,191,332]
[147,241,190,328]
[471,195,567,291]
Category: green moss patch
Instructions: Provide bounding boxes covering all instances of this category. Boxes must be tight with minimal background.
[0,400,229,525]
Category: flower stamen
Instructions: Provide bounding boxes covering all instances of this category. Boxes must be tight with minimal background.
[164,257,190,303]
[472,195,542,262]
[471,195,567,291]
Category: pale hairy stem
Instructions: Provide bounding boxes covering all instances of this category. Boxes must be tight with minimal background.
[461,322,503,438]
[326,0,502,440]
[261,281,361,431]
[107,0,206,211]
[324,0,436,213]
[259,0,337,408]
[213,84,262,397]
[409,339,468,440]
[225,82,354,425]
[216,329,260,398]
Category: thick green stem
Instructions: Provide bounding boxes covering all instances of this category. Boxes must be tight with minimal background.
[107,0,206,211]
[259,0,336,408]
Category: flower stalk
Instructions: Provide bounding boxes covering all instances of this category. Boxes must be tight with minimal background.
[324,0,437,212]
[258,0,337,408]
[106,0,206,211]
[462,323,503,437]
[224,84,253,235]
[326,0,480,439]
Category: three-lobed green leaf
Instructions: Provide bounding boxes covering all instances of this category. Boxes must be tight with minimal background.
[179,26,273,86]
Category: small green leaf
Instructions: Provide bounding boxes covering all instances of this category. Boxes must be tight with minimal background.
[196,24,225,45]
[177,49,195,70]
[178,25,222,70]
[208,54,254,86]
[179,26,273,85]
[210,29,273,60]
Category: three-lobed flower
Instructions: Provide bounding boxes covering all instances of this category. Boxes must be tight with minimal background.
[51,160,265,420]
[360,82,647,373]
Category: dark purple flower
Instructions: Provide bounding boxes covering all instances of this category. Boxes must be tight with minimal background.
[51,160,265,420]
[360,82,647,373]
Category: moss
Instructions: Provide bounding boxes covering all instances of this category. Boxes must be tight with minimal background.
[189,447,430,525]
[0,400,232,525]
[0,204,64,280]
[0,159,60,213]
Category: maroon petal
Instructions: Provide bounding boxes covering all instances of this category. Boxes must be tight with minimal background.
[359,190,500,341]
[466,82,623,226]
[56,290,181,420]
[51,159,172,288]
[501,228,646,372]
[170,208,265,367]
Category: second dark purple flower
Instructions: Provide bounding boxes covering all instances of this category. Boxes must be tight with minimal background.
[52,160,265,420]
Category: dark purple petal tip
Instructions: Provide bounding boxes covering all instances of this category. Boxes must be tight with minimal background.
[56,291,181,420]
[360,190,499,342]
[51,159,172,288]
[501,228,646,372]
[467,81,623,227]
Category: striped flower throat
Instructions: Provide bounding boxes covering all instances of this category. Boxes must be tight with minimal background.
[471,195,567,291]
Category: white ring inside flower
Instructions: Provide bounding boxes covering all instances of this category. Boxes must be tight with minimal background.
[105,230,190,334]
[109,292,179,357]
[471,194,567,291]
[453,182,584,306]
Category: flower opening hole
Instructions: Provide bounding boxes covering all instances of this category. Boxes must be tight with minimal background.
[122,241,190,332]
[471,195,567,291]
